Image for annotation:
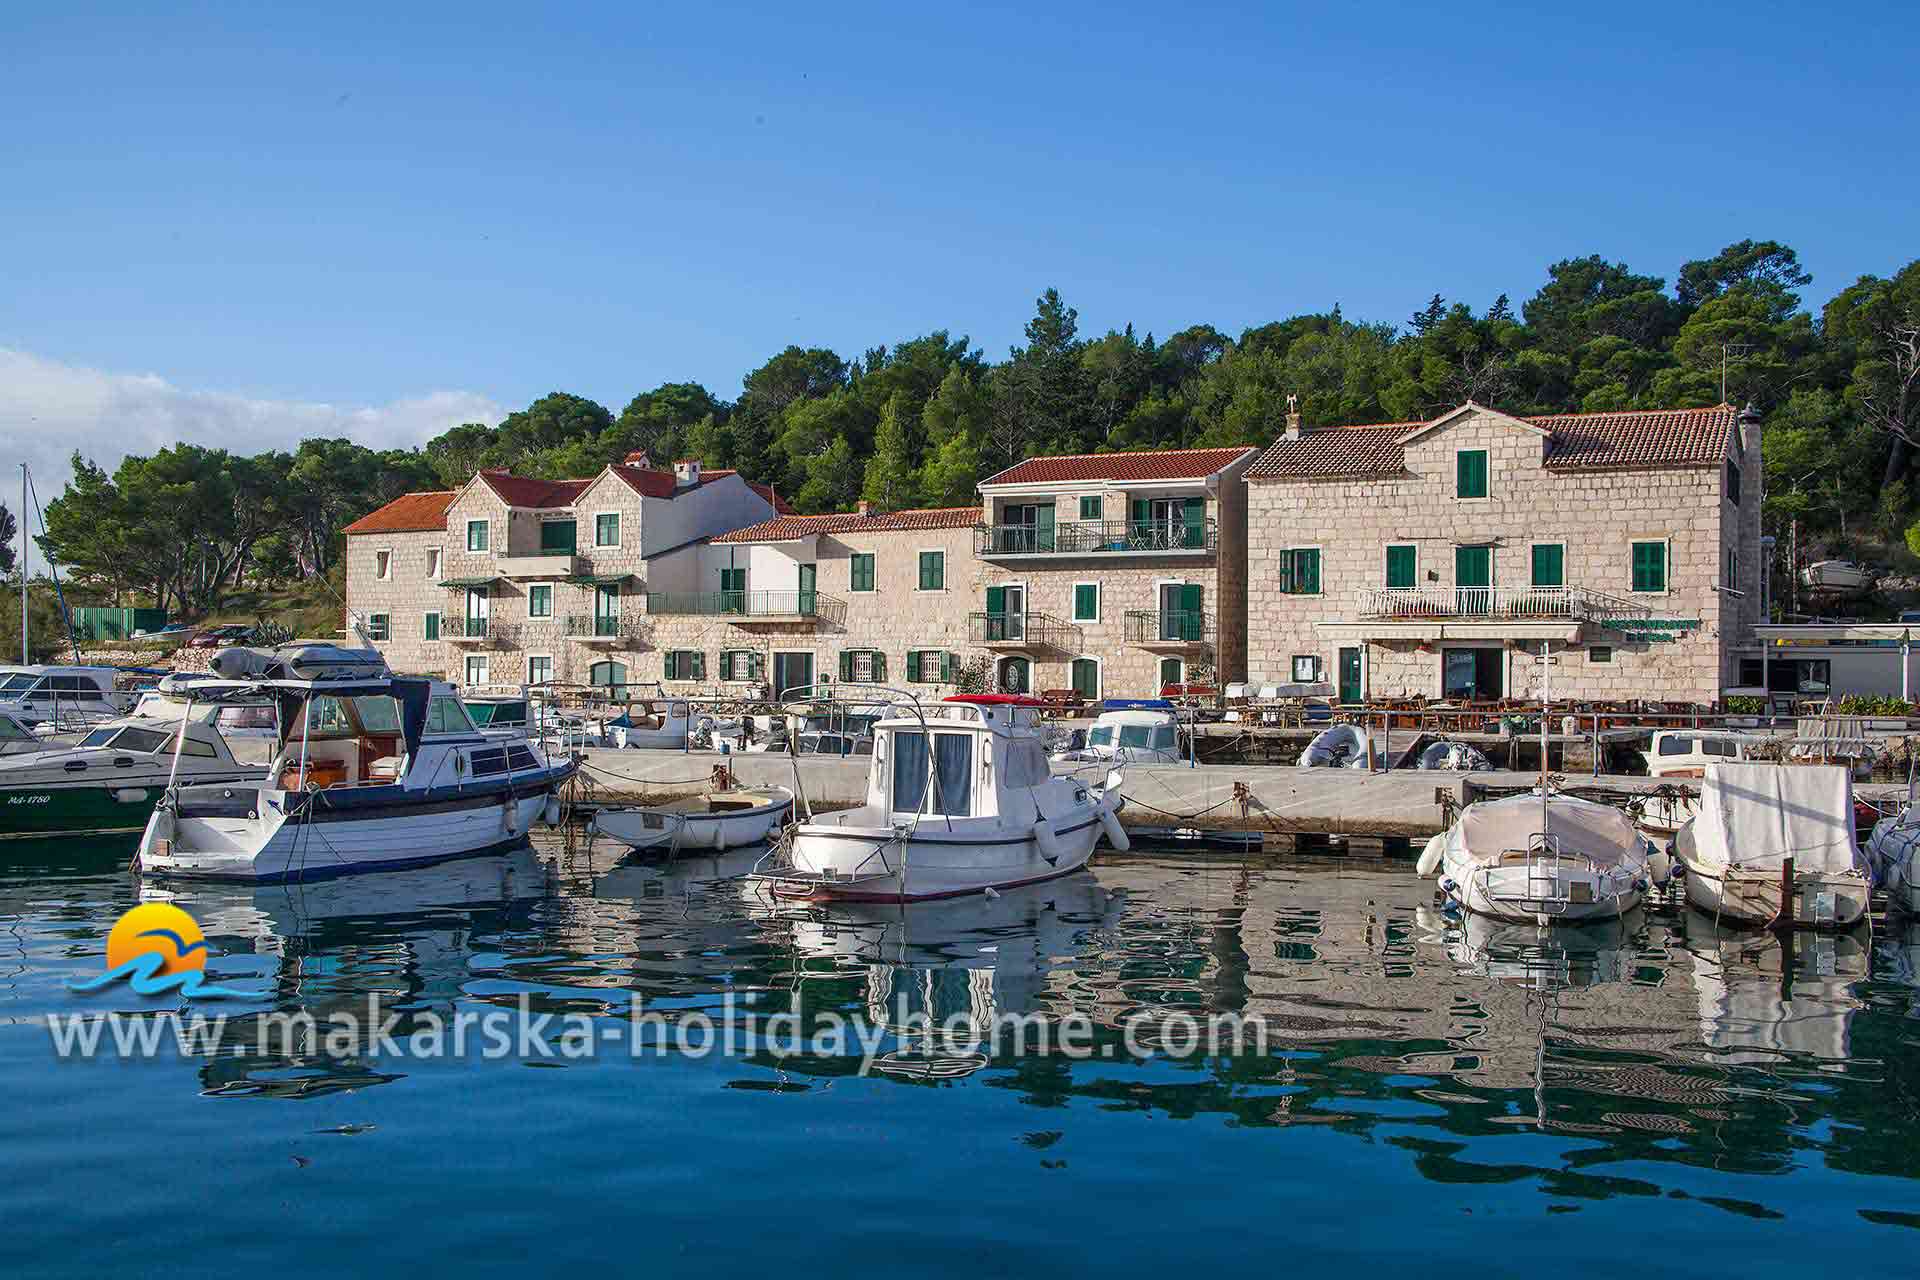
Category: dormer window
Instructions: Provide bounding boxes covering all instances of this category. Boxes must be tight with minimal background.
[1456,449,1489,499]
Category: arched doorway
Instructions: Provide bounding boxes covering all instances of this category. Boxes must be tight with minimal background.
[997,656,1031,694]
[590,659,628,699]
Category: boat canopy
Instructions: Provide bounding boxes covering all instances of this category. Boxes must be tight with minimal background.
[1692,763,1864,874]
[1456,794,1641,867]
[264,678,435,762]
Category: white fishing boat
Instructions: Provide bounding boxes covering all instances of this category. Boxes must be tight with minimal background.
[1050,702,1181,766]
[1673,763,1871,928]
[0,664,135,731]
[591,785,795,853]
[136,671,576,882]
[1799,559,1869,592]
[750,693,1129,903]
[1301,722,1369,767]
[1633,729,1761,835]
[1420,791,1656,924]
[1416,739,1492,771]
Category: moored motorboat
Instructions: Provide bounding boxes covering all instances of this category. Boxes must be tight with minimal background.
[1672,763,1870,928]
[1632,729,1761,836]
[1865,786,1920,917]
[591,785,795,853]
[1420,791,1655,924]
[137,672,576,881]
[750,694,1128,903]
[1050,701,1181,766]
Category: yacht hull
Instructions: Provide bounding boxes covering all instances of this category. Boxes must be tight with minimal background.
[1439,848,1645,924]
[0,767,263,838]
[770,812,1105,903]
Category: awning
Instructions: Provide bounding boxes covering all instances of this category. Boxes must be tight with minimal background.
[439,576,504,588]
[565,573,641,587]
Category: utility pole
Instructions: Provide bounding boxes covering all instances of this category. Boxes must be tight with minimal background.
[1720,343,1753,405]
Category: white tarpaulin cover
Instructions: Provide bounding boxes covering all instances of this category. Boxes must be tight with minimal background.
[1692,763,1863,874]
[1455,794,1639,867]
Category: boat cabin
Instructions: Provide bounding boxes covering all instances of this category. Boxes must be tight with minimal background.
[261,678,515,791]
[0,665,130,726]
[1641,730,1761,778]
[859,695,1060,822]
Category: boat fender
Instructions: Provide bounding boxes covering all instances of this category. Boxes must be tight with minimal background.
[1098,806,1130,852]
[543,795,562,828]
[983,886,1000,900]
[1032,819,1063,865]
[1415,833,1447,877]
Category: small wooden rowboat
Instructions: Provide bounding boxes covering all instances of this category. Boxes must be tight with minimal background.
[590,786,795,854]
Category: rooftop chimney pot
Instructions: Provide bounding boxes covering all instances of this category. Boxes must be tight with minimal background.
[673,459,701,488]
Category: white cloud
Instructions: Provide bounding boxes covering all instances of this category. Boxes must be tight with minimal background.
[0,348,505,503]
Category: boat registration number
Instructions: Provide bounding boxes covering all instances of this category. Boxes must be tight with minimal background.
[6,794,51,806]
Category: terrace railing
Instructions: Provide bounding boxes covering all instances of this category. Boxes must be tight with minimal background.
[563,614,650,641]
[975,518,1216,557]
[968,610,1083,652]
[1122,609,1213,644]
[1358,585,1654,624]
[644,590,847,625]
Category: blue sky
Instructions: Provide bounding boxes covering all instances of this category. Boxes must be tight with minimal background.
[2,1,1915,491]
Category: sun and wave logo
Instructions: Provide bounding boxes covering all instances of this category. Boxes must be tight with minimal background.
[68,904,253,999]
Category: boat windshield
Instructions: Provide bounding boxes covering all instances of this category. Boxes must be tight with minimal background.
[1088,726,1114,746]
[0,718,28,741]
[113,727,176,754]
[891,731,972,817]
[299,694,402,740]
[426,696,477,735]
[78,727,121,748]
[0,674,35,693]
[1119,725,1154,749]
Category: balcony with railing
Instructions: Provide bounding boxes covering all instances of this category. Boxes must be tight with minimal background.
[975,518,1217,559]
[563,614,650,644]
[644,590,847,626]
[495,552,585,580]
[968,610,1083,653]
[1123,609,1214,649]
[1358,586,1653,624]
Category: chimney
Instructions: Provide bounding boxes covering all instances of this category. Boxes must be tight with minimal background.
[673,458,701,488]
[623,449,653,469]
[857,499,875,516]
[1284,392,1302,440]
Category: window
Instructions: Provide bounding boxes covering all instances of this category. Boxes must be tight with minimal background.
[590,659,628,697]
[1073,582,1099,622]
[527,656,553,685]
[719,650,765,681]
[840,649,886,683]
[891,731,972,817]
[426,548,442,581]
[540,520,577,553]
[368,613,390,642]
[1456,449,1489,499]
[906,650,954,684]
[466,519,489,552]
[850,552,875,592]
[424,611,441,641]
[1589,646,1614,664]
[426,696,476,735]
[595,513,620,547]
[663,650,705,681]
[1070,657,1100,700]
[374,549,392,580]
[528,585,553,618]
[1726,460,1742,506]
[1725,548,1739,591]
[918,550,944,590]
[1292,655,1320,683]
[1631,540,1667,593]
[1385,544,1416,590]
[1079,495,1102,521]
[1530,543,1565,589]
[1279,547,1321,595]
[1158,657,1184,688]
[465,655,490,685]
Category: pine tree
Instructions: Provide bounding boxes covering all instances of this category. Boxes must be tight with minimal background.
[861,393,921,510]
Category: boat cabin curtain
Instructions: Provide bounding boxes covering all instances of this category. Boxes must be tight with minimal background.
[891,731,972,817]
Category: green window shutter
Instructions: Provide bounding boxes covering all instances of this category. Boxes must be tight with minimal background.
[985,585,1006,615]
[1036,504,1055,551]
[750,651,765,680]
[1457,450,1488,499]
[424,614,439,640]
[1632,542,1667,592]
[719,651,734,680]
[1294,550,1320,595]
[941,651,955,682]
[905,650,922,683]
[1130,498,1149,527]
[929,552,943,589]
[873,652,886,682]
[691,651,705,680]
[1074,583,1096,620]
[1531,544,1564,588]
[840,650,853,681]
[663,652,677,680]
[1183,497,1205,548]
[1179,583,1203,639]
[1386,545,1415,589]
[1080,495,1101,520]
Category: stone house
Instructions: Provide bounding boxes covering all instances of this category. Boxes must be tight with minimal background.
[1243,401,1763,705]
[658,504,984,699]
[342,454,788,689]
[971,447,1256,699]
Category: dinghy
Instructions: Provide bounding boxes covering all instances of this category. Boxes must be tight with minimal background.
[1865,780,1920,917]
[1301,722,1369,768]
[1421,791,1655,924]
[1672,763,1870,928]
[750,694,1128,903]
[591,786,795,853]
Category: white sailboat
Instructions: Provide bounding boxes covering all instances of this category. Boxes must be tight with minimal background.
[750,693,1129,903]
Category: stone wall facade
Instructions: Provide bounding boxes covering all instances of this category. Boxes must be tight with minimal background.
[1245,408,1761,705]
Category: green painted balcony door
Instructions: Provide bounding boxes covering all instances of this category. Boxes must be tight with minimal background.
[594,583,619,637]
[797,563,817,614]
[1455,545,1491,615]
[719,567,746,614]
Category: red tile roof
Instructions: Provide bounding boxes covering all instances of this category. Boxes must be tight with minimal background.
[712,507,982,543]
[979,446,1257,487]
[607,464,794,513]
[342,490,458,535]
[476,470,593,507]
[1248,405,1738,480]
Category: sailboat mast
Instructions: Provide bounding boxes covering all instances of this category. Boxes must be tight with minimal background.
[1540,641,1551,829]
[18,463,25,665]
